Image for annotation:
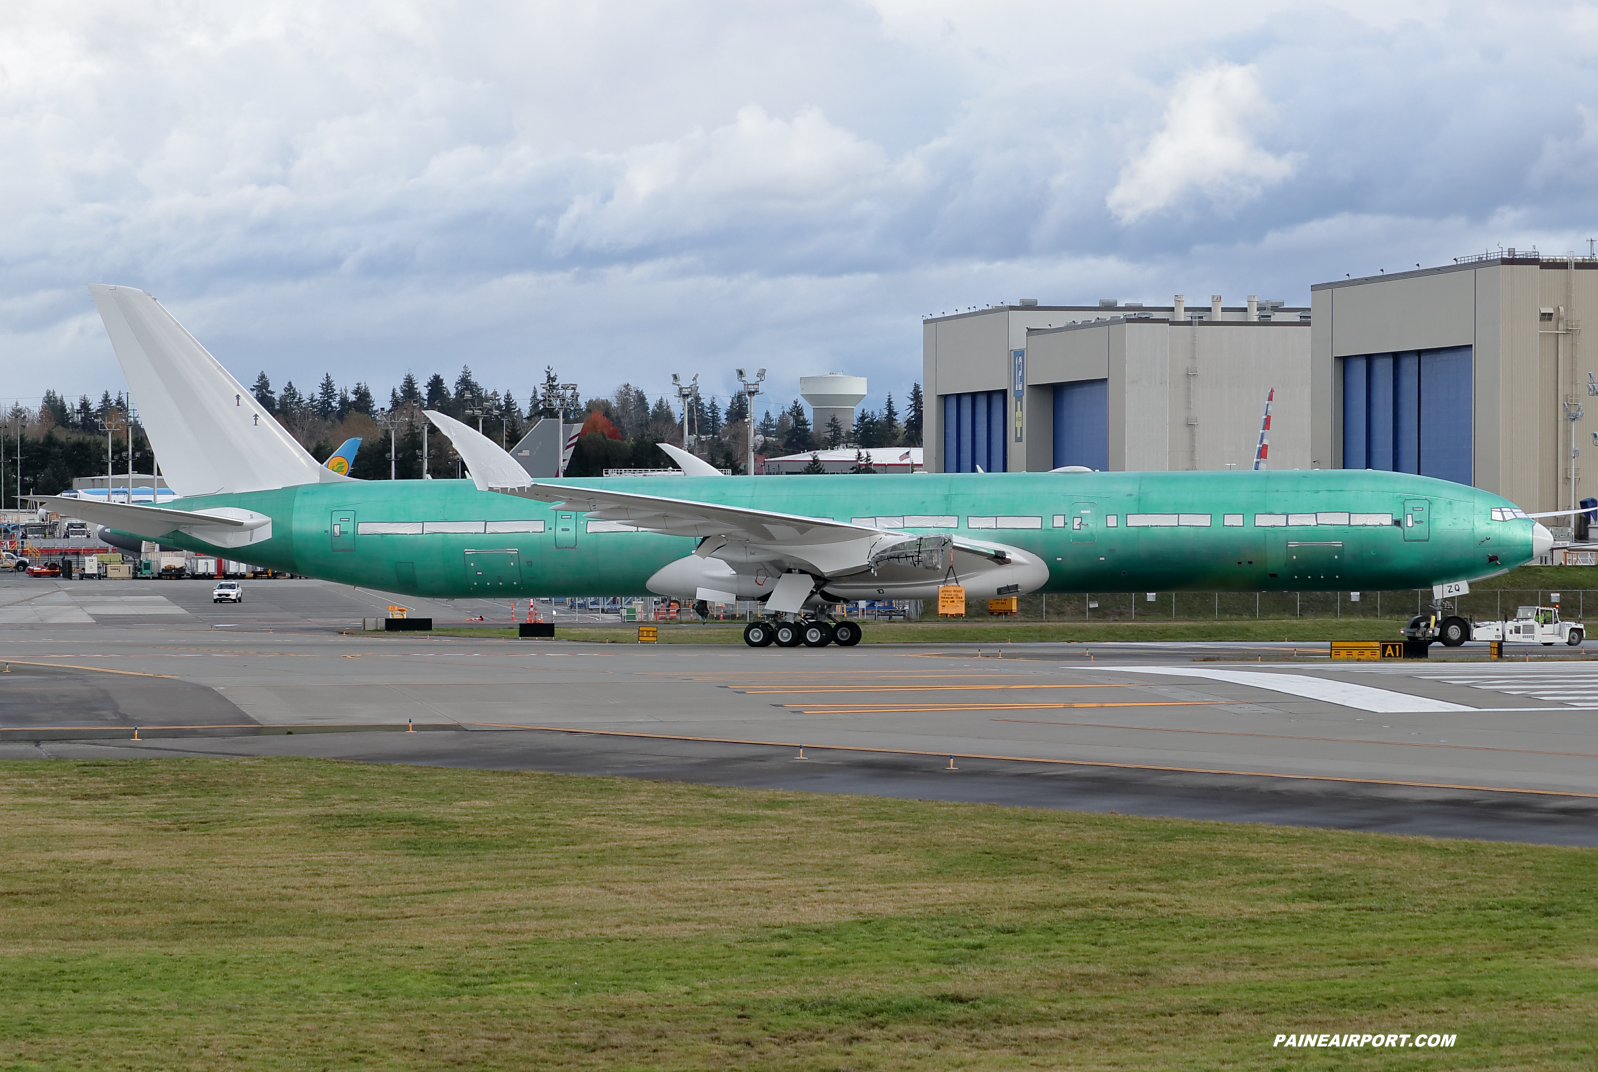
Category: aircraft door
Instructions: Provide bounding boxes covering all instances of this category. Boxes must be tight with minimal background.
[555,512,577,549]
[465,548,523,591]
[1403,499,1430,541]
[1070,501,1096,544]
[330,510,355,552]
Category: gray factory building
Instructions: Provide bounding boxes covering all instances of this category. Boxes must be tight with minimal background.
[1312,250,1597,516]
[923,297,1311,474]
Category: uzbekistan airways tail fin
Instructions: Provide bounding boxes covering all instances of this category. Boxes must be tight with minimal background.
[87,284,347,496]
[323,437,362,475]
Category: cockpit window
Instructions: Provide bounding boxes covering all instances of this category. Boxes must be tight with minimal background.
[1490,507,1530,521]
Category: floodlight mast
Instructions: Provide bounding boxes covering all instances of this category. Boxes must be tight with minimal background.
[672,373,700,455]
[736,367,765,475]
[375,409,399,480]
[537,381,581,476]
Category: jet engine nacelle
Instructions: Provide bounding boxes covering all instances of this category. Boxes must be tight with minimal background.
[645,538,1050,604]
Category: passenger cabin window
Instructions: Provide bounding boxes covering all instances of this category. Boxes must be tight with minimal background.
[1223,514,1243,526]
[1105,515,1118,527]
[1052,514,1066,528]
[1126,514,1211,527]
[967,516,1042,529]
[1254,514,1287,526]
[1350,513,1392,526]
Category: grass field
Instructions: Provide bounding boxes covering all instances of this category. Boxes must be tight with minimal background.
[1,759,1594,1070]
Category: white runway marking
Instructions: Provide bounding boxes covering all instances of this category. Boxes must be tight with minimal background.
[72,594,190,617]
[1383,664,1598,709]
[1100,666,1474,713]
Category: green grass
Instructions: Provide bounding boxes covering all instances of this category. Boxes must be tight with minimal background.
[430,618,1423,644]
[0,759,1594,1069]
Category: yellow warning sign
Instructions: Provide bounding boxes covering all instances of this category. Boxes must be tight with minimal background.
[987,596,1018,615]
[937,585,966,617]
[1329,641,1380,661]
[637,626,658,643]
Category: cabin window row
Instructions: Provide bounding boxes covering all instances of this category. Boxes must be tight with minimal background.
[1044,511,1396,529]
[355,520,546,535]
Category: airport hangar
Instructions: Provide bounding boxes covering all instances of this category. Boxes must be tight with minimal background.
[923,251,1598,522]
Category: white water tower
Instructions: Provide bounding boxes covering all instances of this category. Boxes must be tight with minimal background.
[800,374,868,437]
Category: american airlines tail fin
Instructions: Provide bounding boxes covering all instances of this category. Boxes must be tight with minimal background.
[88,285,346,496]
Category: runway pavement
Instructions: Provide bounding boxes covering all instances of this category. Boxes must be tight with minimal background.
[4,574,1598,844]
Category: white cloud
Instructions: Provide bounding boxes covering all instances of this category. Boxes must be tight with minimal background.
[3,2,1598,412]
[552,105,911,254]
[1107,64,1299,224]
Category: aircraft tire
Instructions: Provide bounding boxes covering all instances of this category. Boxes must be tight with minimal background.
[832,621,862,646]
[1438,616,1469,647]
[773,622,803,647]
[1568,629,1584,647]
[743,622,775,647]
[801,621,833,647]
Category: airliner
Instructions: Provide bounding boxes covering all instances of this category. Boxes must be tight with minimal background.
[42,285,1553,648]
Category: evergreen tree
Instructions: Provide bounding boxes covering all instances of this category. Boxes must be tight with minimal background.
[905,382,923,446]
[706,396,721,437]
[725,391,748,426]
[612,384,650,439]
[336,387,353,422]
[39,390,69,428]
[424,373,450,410]
[97,391,115,422]
[756,408,778,446]
[825,415,844,449]
[800,452,826,474]
[855,408,891,448]
[75,396,94,432]
[882,392,900,445]
[315,374,338,420]
[453,366,484,415]
[350,382,376,415]
[278,381,306,422]
[850,448,877,474]
[782,400,812,454]
[251,372,277,415]
[398,373,422,404]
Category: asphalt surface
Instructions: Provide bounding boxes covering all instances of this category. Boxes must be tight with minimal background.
[4,573,1598,845]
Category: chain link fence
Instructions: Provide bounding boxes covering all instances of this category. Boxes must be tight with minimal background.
[930,589,1598,622]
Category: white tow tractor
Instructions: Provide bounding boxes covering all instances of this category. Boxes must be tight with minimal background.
[1470,606,1584,647]
[1405,605,1585,647]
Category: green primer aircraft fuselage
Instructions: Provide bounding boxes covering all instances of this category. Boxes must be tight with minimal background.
[152,469,1533,599]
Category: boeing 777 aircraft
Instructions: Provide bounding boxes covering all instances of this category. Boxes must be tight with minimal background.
[44,285,1553,648]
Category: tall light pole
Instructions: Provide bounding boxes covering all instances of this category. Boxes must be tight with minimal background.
[736,367,765,476]
[538,381,580,476]
[671,373,699,453]
[375,409,398,480]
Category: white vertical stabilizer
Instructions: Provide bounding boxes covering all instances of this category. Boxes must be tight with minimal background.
[88,285,344,496]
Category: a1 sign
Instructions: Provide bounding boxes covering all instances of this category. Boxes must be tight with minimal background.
[1432,580,1471,600]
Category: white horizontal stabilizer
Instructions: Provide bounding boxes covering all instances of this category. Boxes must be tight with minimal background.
[88,285,345,496]
[657,442,723,476]
[34,495,273,549]
[423,410,534,492]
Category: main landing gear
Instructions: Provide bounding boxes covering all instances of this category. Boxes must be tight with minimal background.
[742,617,863,648]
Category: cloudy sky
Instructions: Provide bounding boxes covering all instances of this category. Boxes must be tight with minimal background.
[5,0,1598,415]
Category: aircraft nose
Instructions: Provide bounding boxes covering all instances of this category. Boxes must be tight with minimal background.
[1532,522,1554,559]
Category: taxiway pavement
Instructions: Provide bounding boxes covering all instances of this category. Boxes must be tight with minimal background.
[4,574,1598,844]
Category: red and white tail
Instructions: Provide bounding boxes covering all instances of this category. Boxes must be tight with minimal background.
[560,428,581,474]
[1253,388,1274,471]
